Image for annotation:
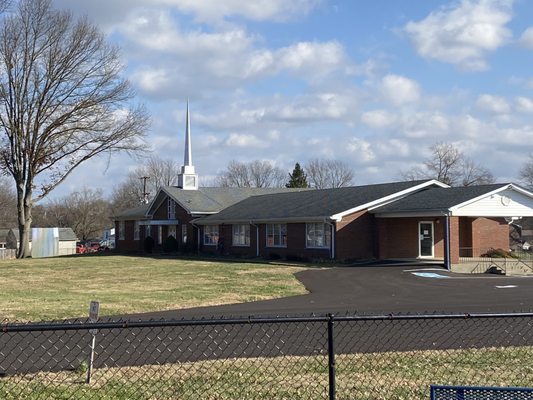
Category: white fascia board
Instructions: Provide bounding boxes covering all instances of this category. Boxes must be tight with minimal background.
[448,184,529,214]
[331,179,449,220]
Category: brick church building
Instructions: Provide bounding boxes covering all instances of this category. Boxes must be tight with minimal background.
[115,103,533,271]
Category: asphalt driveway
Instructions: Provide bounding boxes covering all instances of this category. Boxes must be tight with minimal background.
[129,263,533,319]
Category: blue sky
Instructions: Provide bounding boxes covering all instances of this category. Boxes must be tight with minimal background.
[50,0,533,198]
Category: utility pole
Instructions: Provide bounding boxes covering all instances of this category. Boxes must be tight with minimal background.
[140,176,150,204]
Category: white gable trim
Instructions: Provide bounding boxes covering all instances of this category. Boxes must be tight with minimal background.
[331,180,449,221]
[450,184,533,217]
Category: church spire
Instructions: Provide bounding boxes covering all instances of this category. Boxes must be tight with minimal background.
[184,98,192,167]
[178,99,198,190]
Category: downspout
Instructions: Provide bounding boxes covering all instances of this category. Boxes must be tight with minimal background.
[325,220,336,260]
[191,221,201,252]
[443,212,451,271]
[250,221,259,257]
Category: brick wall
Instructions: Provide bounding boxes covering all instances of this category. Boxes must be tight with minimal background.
[471,217,509,255]
[335,210,376,260]
[377,217,445,260]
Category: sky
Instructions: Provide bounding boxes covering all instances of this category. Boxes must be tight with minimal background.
[49,0,533,199]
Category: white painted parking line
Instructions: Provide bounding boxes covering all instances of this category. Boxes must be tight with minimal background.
[495,285,518,289]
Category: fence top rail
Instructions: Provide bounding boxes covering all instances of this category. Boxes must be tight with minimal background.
[1,311,533,333]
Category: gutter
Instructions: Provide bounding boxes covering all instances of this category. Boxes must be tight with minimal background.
[249,221,259,257]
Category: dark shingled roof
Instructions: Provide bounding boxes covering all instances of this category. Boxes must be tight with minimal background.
[372,184,509,214]
[114,204,151,220]
[164,187,306,214]
[196,180,434,224]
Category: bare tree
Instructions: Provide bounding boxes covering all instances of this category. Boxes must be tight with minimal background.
[110,156,181,214]
[305,159,354,189]
[401,142,494,187]
[519,154,533,190]
[0,0,149,257]
[33,187,110,240]
[216,160,286,188]
[0,176,16,226]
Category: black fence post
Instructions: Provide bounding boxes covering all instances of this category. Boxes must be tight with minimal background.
[328,313,336,400]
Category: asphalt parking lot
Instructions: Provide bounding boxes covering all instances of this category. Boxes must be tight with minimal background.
[132,263,533,319]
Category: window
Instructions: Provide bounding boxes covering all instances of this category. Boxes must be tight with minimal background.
[168,225,176,238]
[232,224,250,247]
[119,221,125,240]
[182,224,188,244]
[134,221,140,240]
[158,226,163,244]
[168,198,176,219]
[306,223,331,248]
[145,225,151,238]
[266,224,287,247]
[204,225,219,246]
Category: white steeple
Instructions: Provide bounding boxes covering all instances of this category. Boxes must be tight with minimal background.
[178,99,198,190]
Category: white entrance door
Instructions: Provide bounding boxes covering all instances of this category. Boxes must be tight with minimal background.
[418,221,434,258]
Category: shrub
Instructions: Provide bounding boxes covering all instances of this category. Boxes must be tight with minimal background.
[269,252,281,260]
[163,235,179,253]
[480,248,518,259]
[144,236,155,253]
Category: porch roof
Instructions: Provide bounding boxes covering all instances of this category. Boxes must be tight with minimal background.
[371,183,533,217]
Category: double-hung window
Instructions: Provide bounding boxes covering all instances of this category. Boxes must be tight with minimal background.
[306,223,331,248]
[232,224,250,246]
[203,225,219,246]
[266,224,287,247]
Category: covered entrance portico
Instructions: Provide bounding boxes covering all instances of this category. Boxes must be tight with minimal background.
[371,184,533,273]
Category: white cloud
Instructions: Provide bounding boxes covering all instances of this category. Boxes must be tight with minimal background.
[519,27,533,49]
[225,133,269,148]
[404,0,513,71]
[166,0,322,24]
[476,94,511,113]
[380,74,421,106]
[53,0,321,28]
[347,138,375,162]
[516,96,533,113]
[123,9,351,98]
[360,110,397,129]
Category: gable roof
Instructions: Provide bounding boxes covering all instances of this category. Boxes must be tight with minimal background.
[147,186,309,216]
[2,227,78,242]
[195,180,443,225]
[114,204,151,220]
[371,183,531,216]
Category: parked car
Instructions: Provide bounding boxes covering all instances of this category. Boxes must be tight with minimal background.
[76,243,86,254]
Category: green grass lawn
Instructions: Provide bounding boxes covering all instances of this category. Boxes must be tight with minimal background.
[0,255,308,321]
[2,346,532,399]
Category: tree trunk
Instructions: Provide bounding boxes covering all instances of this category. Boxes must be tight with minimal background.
[16,184,32,259]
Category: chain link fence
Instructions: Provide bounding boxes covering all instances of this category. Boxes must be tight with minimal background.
[1,313,533,399]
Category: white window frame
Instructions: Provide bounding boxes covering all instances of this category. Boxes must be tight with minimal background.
[119,221,125,240]
[168,225,177,239]
[182,224,188,244]
[232,224,250,247]
[266,223,287,248]
[168,198,176,220]
[306,223,331,249]
[134,221,140,241]
[418,221,435,258]
[203,225,219,246]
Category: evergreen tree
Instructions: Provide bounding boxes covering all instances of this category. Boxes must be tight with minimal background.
[286,163,309,188]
